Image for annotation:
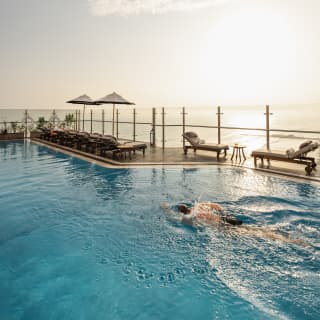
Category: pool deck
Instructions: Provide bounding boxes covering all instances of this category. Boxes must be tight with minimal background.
[31,138,320,183]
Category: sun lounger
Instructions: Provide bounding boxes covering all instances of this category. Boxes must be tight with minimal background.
[251,141,318,175]
[182,132,229,160]
[37,129,147,160]
[39,127,51,140]
[98,135,147,159]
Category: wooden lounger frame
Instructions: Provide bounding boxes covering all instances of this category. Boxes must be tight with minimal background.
[183,145,228,160]
[252,154,317,175]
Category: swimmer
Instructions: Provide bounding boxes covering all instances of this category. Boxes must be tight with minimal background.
[160,201,241,226]
[160,202,308,246]
[177,202,242,226]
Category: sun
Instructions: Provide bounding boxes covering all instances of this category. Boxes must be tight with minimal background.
[199,6,296,104]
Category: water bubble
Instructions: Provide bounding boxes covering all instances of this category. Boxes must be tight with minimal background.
[175,267,185,277]
[158,273,166,282]
[136,267,146,275]
[167,272,175,282]
[145,272,154,280]
[82,242,92,250]
[137,274,145,281]
[192,266,206,274]
[123,268,131,275]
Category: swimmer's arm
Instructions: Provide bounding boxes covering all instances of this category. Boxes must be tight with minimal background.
[160,202,175,218]
[160,202,180,222]
[160,202,171,214]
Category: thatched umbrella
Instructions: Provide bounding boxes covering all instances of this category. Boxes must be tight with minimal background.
[66,94,100,131]
[94,92,135,136]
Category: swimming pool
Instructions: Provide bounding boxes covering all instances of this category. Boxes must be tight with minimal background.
[0,141,319,320]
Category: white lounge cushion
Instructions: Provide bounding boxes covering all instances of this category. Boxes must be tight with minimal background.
[251,149,288,158]
[183,132,228,150]
[252,142,319,159]
[183,132,202,146]
[299,140,312,149]
[292,142,319,158]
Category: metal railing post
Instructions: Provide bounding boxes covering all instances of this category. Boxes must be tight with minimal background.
[102,109,105,135]
[78,110,81,131]
[264,105,273,150]
[75,110,77,130]
[116,108,119,138]
[24,109,28,137]
[151,107,156,147]
[52,109,56,127]
[90,109,93,134]
[182,107,186,149]
[82,105,85,132]
[162,107,165,149]
[112,104,115,136]
[216,106,223,144]
[133,108,136,141]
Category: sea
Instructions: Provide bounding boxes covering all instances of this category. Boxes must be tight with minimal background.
[0,104,319,159]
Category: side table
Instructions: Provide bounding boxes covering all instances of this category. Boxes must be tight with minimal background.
[117,144,136,160]
[231,144,247,161]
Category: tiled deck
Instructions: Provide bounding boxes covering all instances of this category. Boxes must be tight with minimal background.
[31,138,320,183]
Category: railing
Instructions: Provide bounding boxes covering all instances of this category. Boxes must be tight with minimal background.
[1,107,319,156]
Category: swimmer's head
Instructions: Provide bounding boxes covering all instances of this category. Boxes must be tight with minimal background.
[178,204,191,215]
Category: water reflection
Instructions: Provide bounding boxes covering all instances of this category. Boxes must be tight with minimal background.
[62,157,134,201]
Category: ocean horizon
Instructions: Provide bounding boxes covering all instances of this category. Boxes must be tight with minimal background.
[1,104,319,159]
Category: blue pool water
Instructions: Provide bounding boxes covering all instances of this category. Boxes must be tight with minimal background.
[0,141,319,320]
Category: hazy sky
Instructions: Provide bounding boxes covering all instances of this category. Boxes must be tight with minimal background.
[0,0,319,108]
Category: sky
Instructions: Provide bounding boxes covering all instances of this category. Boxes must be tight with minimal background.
[0,0,320,108]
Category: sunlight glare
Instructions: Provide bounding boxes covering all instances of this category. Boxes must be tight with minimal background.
[200,7,295,103]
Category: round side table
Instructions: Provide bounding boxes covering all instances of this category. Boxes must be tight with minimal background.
[231,144,247,161]
[117,143,135,160]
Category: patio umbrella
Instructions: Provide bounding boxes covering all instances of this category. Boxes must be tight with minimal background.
[66,94,99,131]
[94,92,135,136]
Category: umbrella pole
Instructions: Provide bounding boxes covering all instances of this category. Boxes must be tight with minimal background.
[112,104,115,136]
[82,104,86,132]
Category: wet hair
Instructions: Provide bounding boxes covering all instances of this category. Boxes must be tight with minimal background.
[178,204,191,215]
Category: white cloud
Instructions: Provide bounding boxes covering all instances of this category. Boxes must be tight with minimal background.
[87,0,228,16]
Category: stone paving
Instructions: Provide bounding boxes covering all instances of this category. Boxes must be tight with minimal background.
[31,138,320,183]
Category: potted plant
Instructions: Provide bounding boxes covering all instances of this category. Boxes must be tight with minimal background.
[10,121,18,133]
[65,113,75,128]
[0,121,24,140]
[37,117,46,129]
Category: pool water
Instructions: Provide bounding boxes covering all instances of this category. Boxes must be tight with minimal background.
[0,141,319,320]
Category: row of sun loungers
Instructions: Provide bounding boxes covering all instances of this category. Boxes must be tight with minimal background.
[37,129,318,174]
[182,131,318,175]
[38,128,147,160]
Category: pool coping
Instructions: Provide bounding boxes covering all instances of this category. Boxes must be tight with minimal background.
[30,138,320,184]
